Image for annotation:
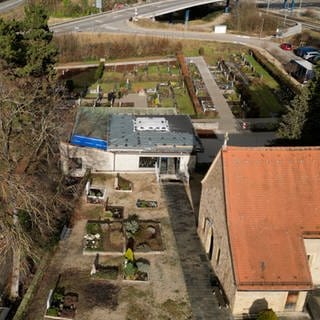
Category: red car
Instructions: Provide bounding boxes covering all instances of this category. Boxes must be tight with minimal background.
[280,43,293,51]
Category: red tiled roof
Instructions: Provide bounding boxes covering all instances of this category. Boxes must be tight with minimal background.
[222,146,320,291]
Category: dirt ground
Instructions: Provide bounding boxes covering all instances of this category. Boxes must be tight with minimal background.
[25,173,194,320]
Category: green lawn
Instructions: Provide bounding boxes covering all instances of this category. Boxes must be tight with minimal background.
[102,71,124,81]
[174,88,194,115]
[159,65,170,74]
[160,97,174,108]
[249,84,283,117]
[147,65,159,74]
[245,54,279,89]
[242,54,283,117]
[132,81,158,91]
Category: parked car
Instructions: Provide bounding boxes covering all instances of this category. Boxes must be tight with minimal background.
[280,43,292,51]
[309,55,320,64]
[294,46,318,57]
[286,59,315,83]
[303,51,320,60]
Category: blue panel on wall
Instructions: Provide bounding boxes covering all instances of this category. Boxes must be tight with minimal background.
[70,135,108,150]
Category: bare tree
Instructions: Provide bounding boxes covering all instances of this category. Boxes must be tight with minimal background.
[0,70,72,300]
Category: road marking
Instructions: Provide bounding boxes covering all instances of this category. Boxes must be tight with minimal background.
[232,41,246,45]
[237,35,251,39]
[103,25,118,30]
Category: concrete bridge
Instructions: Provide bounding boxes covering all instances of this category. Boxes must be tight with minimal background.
[136,0,229,19]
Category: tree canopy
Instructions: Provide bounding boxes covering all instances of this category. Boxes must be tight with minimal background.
[275,63,320,146]
[0,4,57,77]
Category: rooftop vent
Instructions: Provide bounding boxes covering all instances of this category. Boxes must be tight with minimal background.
[133,117,169,132]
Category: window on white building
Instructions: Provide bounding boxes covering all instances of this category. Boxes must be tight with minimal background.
[285,291,299,310]
[139,157,157,168]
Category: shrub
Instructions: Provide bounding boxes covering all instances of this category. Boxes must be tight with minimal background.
[86,222,102,235]
[136,260,150,273]
[124,214,139,238]
[125,248,134,262]
[95,62,105,80]
[123,261,138,279]
[46,307,59,316]
[124,219,139,238]
[257,309,278,320]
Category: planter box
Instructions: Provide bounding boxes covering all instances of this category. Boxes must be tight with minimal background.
[123,273,149,283]
[45,316,74,320]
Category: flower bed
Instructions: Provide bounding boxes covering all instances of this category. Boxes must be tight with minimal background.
[45,287,78,319]
[84,221,124,253]
[122,249,149,282]
[136,199,158,208]
[91,265,119,280]
[115,174,133,192]
[124,216,164,252]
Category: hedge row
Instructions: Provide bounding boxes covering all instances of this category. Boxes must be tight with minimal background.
[250,49,301,96]
[176,53,202,115]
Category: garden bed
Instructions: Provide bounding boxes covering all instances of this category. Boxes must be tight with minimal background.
[115,174,133,192]
[124,217,164,252]
[84,220,124,253]
[122,250,150,282]
[45,286,78,319]
[136,199,158,208]
[105,198,124,219]
[91,265,119,280]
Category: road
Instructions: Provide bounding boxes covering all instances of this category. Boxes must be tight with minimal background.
[50,0,320,34]
[0,0,23,13]
[51,0,224,34]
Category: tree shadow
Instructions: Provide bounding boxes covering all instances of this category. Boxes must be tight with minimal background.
[242,298,268,319]
[162,182,232,319]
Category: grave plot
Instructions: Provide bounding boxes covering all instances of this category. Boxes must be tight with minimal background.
[123,249,150,282]
[188,62,217,115]
[90,255,120,281]
[136,199,158,208]
[45,280,79,319]
[62,60,195,114]
[115,174,133,192]
[46,270,120,318]
[124,215,164,253]
[84,221,124,254]
[214,52,286,119]
[105,198,124,219]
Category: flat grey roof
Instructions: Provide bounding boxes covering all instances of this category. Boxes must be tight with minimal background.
[108,115,196,152]
[71,108,201,153]
[73,107,109,140]
[72,107,177,140]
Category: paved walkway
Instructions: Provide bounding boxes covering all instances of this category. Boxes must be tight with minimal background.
[189,56,238,134]
[162,182,233,320]
[56,57,177,70]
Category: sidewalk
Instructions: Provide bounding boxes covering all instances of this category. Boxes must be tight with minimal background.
[189,56,238,133]
[162,182,233,320]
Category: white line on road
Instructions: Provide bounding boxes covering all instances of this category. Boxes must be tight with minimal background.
[103,25,118,30]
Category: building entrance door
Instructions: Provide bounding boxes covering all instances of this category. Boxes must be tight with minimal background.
[159,157,180,175]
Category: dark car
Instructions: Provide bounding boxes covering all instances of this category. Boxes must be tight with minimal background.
[309,54,320,64]
[294,46,318,57]
[280,43,292,51]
